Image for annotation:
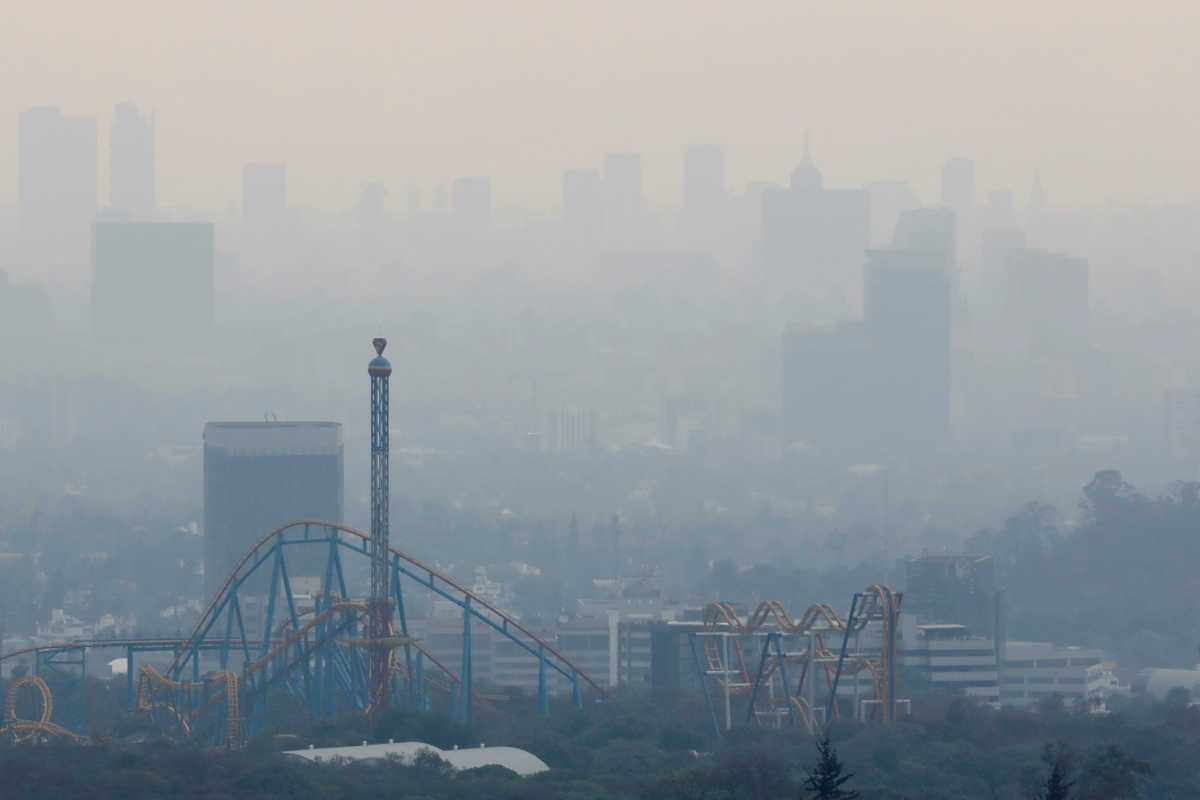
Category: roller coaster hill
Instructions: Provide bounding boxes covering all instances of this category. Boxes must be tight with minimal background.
[0,518,611,747]
[691,585,907,737]
[0,337,609,747]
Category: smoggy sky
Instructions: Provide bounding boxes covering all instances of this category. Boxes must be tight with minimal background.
[2,0,1197,215]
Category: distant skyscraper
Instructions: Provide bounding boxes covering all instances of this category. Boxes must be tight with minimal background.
[91,222,214,344]
[863,248,953,446]
[562,168,602,238]
[451,176,491,233]
[18,107,97,283]
[242,163,287,227]
[203,421,344,599]
[109,103,155,219]
[602,152,642,239]
[761,150,869,315]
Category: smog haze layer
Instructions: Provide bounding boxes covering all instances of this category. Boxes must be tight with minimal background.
[1,0,1197,213]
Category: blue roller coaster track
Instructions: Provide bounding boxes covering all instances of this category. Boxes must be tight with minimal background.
[0,518,605,745]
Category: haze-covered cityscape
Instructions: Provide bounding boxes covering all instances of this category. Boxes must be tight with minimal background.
[2,3,1200,798]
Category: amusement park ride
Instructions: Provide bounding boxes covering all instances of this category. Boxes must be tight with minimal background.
[691,587,906,738]
[0,339,904,747]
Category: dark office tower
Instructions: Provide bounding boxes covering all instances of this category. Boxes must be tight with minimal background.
[864,248,952,448]
[562,168,602,238]
[358,182,386,230]
[940,158,974,216]
[602,152,642,239]
[451,176,491,233]
[91,221,214,346]
[242,163,287,228]
[109,103,155,219]
[203,421,344,600]
[18,107,97,283]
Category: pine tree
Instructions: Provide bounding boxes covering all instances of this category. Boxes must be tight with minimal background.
[803,736,859,800]
[1036,742,1074,800]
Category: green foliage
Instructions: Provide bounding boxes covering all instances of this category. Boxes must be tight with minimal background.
[1077,745,1151,800]
[802,736,859,800]
[1035,742,1075,800]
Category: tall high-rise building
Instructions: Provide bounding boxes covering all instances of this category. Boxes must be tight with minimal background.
[761,152,869,316]
[562,168,602,239]
[864,248,953,446]
[451,176,491,233]
[109,103,155,219]
[91,222,214,344]
[940,158,975,266]
[602,152,642,239]
[18,107,97,283]
[203,421,344,600]
[242,163,287,228]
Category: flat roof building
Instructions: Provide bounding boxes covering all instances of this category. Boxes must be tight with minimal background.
[203,421,343,600]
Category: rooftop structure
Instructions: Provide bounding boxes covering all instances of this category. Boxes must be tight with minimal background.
[285,741,550,776]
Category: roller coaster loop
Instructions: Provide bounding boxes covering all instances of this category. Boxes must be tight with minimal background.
[1,675,88,743]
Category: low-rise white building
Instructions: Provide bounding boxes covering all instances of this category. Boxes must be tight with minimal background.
[999,641,1107,707]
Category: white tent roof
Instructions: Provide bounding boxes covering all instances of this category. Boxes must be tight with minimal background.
[283,741,550,776]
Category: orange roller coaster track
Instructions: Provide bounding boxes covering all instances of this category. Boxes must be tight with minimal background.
[692,586,902,736]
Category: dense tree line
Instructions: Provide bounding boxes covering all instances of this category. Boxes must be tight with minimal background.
[6,685,1200,798]
[966,470,1200,668]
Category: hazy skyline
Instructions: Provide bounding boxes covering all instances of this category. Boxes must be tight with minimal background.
[2,0,1197,215]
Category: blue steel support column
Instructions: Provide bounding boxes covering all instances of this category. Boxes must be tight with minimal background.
[393,559,415,707]
[828,593,860,724]
[745,632,776,725]
[771,634,796,729]
[415,651,426,711]
[368,338,393,715]
[126,646,135,711]
[537,646,548,715]
[689,632,721,739]
[572,674,582,709]
[460,596,473,724]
